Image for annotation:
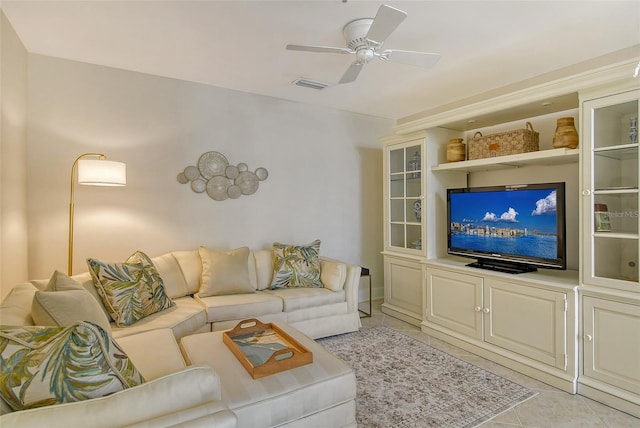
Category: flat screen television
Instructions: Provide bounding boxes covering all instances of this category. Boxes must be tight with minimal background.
[447,182,566,274]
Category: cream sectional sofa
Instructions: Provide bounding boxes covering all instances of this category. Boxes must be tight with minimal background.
[4,248,362,341]
[0,247,361,426]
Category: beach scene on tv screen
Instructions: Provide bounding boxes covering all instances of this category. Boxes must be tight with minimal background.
[450,188,559,260]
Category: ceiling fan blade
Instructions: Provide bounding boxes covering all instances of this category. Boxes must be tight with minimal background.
[286,44,353,55]
[339,62,364,84]
[385,50,441,68]
[365,5,407,45]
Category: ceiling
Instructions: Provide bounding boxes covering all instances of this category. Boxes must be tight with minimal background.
[2,1,640,120]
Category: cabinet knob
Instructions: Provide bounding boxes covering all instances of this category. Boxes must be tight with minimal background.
[474,306,482,312]
[483,307,490,314]
[582,189,591,196]
[584,334,593,342]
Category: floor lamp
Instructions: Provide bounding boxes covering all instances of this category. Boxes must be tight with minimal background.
[68,153,127,275]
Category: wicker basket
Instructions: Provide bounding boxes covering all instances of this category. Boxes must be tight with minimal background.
[467,122,539,160]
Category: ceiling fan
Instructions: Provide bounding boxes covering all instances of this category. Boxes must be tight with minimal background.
[286,4,440,84]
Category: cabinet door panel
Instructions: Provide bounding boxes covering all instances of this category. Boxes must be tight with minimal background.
[583,297,640,394]
[426,269,483,339]
[384,257,423,317]
[485,279,567,369]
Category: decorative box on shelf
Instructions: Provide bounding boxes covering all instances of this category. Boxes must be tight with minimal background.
[223,318,313,379]
[468,122,539,160]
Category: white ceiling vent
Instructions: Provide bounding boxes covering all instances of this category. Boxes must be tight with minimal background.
[293,78,330,90]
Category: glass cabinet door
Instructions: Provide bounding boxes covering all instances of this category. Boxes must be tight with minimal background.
[583,89,639,290]
[386,142,423,253]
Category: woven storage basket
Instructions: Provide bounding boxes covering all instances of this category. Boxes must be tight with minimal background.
[468,122,539,160]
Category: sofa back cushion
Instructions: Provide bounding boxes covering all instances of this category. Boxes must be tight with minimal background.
[172,250,202,295]
[252,250,273,290]
[0,322,143,412]
[320,260,347,291]
[71,271,112,320]
[0,282,37,326]
[151,253,190,299]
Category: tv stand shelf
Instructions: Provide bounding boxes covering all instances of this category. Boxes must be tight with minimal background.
[426,256,579,289]
[432,147,579,173]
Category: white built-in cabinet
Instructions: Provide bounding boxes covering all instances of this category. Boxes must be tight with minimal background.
[381,130,464,325]
[425,262,577,392]
[578,87,640,416]
[380,59,640,416]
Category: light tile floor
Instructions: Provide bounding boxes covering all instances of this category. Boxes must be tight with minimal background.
[359,300,640,428]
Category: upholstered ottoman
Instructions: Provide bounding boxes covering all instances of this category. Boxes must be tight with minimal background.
[179,321,356,428]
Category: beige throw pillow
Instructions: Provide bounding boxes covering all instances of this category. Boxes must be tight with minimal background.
[198,246,255,297]
[45,270,85,291]
[320,260,347,291]
[32,289,112,333]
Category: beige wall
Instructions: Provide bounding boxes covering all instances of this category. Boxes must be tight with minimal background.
[0,10,29,299]
[25,54,391,298]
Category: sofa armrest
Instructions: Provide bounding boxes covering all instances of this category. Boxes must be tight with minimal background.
[0,365,227,427]
[125,402,237,428]
[343,263,362,313]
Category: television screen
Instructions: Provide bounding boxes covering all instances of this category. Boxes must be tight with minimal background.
[447,183,566,273]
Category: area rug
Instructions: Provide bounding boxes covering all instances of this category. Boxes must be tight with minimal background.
[317,326,536,428]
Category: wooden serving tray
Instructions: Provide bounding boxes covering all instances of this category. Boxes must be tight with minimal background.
[222,319,313,379]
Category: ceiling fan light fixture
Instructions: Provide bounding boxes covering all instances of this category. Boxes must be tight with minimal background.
[293,78,330,90]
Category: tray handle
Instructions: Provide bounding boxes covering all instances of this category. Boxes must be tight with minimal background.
[229,318,271,335]
[267,347,297,363]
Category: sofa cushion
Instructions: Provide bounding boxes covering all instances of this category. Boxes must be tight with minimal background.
[151,253,190,299]
[115,329,186,381]
[320,260,347,291]
[265,287,345,312]
[87,251,175,327]
[252,250,273,290]
[110,296,207,341]
[198,246,255,297]
[270,240,323,289]
[195,292,283,323]
[0,322,143,412]
[172,249,202,295]
[31,289,112,333]
[0,282,37,326]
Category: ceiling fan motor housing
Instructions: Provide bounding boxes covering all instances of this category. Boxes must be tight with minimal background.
[343,18,375,50]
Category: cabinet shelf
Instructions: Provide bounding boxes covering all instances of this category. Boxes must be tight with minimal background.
[593,144,638,160]
[594,232,639,240]
[593,188,639,194]
[432,148,579,173]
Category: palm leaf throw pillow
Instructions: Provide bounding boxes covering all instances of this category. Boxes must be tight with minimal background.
[270,240,323,289]
[87,251,174,327]
[0,322,143,411]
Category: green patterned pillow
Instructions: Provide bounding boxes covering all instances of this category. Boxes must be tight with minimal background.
[0,322,143,411]
[87,251,174,327]
[270,240,323,289]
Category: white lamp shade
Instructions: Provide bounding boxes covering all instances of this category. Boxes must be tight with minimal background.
[77,159,127,186]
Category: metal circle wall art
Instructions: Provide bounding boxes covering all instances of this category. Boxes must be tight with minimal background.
[177,151,268,201]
